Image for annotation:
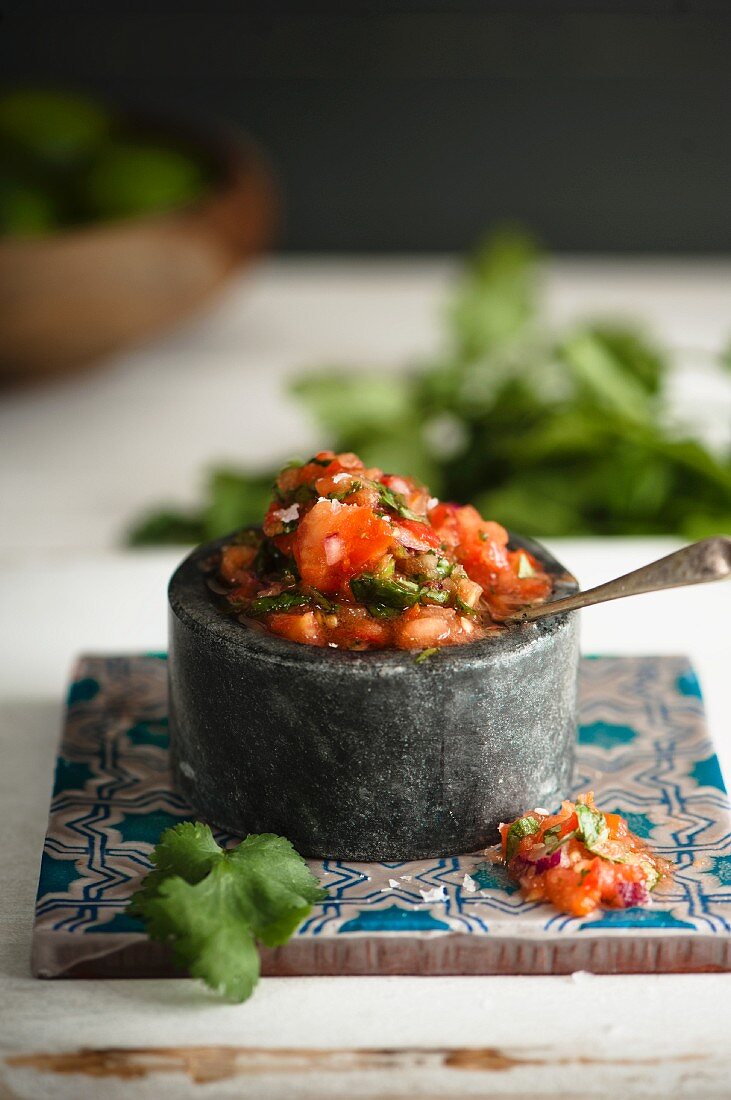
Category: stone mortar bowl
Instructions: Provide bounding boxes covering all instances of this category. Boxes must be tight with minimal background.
[168,532,579,860]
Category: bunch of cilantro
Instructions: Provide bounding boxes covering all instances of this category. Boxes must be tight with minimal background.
[128,822,326,1001]
[128,230,731,545]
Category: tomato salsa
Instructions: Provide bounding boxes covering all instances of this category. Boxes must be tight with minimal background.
[499,793,671,917]
[211,450,553,650]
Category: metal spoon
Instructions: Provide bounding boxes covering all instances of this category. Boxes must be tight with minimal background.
[506,535,731,623]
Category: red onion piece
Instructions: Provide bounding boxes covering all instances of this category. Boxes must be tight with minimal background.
[510,845,568,878]
[534,847,568,874]
[615,880,651,908]
[323,534,345,565]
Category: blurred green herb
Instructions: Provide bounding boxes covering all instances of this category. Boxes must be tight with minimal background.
[0,88,210,238]
[85,142,206,219]
[127,229,731,544]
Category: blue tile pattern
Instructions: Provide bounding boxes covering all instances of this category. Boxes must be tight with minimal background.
[33,655,731,969]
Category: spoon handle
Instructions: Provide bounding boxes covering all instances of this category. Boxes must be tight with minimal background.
[509,536,731,623]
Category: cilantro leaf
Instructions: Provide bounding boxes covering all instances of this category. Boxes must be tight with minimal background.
[142,862,263,1001]
[291,371,414,437]
[253,537,291,580]
[127,820,221,913]
[572,809,661,888]
[307,587,339,613]
[449,227,539,359]
[505,815,540,861]
[558,329,655,424]
[575,803,610,851]
[204,469,276,540]
[375,482,425,522]
[350,573,421,615]
[128,823,326,1002]
[125,508,206,547]
[454,595,479,617]
[248,592,311,615]
[420,586,450,606]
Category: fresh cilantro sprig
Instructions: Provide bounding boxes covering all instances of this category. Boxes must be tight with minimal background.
[126,228,731,547]
[128,822,326,1002]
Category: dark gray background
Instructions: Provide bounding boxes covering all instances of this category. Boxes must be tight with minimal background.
[3,1,730,252]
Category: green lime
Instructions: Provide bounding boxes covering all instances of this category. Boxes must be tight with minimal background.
[0,89,110,165]
[85,142,206,219]
[0,177,57,237]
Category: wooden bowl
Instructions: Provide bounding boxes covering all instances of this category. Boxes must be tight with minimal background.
[0,129,278,384]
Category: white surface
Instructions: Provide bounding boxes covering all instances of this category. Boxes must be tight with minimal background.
[1,543,729,1098]
[1,256,730,553]
[1,259,730,1097]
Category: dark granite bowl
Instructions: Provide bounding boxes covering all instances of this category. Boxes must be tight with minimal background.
[168,533,579,860]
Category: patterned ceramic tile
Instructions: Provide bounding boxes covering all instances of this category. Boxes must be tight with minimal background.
[32,655,731,977]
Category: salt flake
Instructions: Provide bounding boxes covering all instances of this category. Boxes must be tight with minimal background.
[419,885,447,903]
[388,878,400,888]
[274,502,300,524]
[462,874,477,893]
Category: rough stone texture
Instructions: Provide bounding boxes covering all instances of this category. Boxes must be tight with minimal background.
[168,534,580,860]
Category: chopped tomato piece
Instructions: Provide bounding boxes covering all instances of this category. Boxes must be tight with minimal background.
[293,500,393,594]
[219,544,257,585]
[605,813,629,841]
[267,610,326,646]
[328,606,392,648]
[394,607,457,648]
[392,518,442,551]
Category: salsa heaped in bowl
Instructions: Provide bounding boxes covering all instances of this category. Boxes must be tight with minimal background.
[210,451,553,650]
[168,453,579,858]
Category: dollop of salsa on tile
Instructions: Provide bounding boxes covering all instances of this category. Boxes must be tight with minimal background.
[499,793,672,917]
[211,450,552,649]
